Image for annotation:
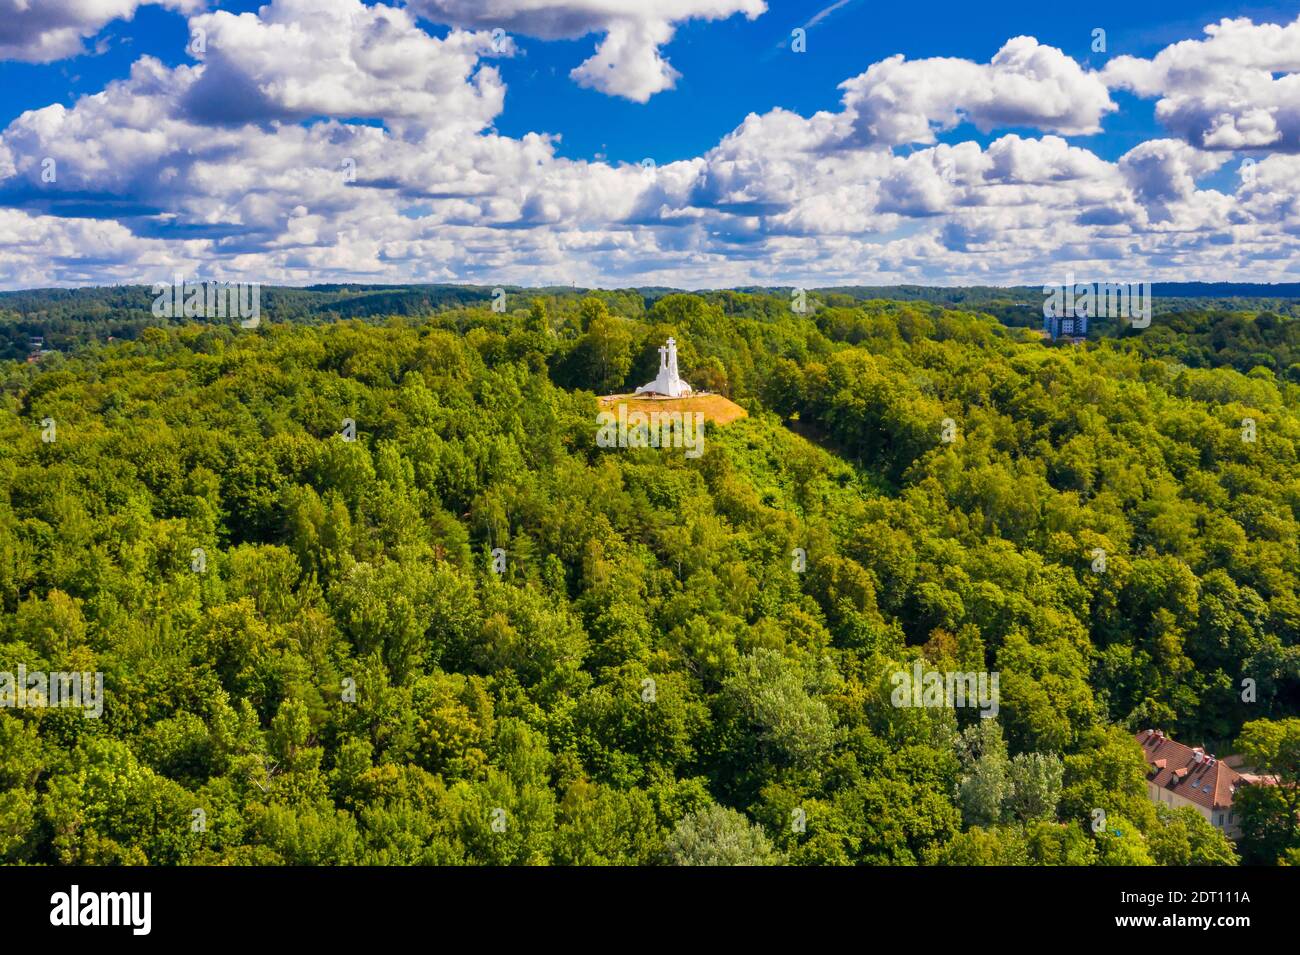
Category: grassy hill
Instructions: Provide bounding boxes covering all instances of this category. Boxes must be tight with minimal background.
[597,393,749,426]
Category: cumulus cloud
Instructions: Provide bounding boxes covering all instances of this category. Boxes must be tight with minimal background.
[1119,139,1226,204]
[1104,15,1300,152]
[181,0,508,136]
[836,37,1116,147]
[0,206,208,288]
[1,1,1299,288]
[0,0,202,63]
[406,0,766,101]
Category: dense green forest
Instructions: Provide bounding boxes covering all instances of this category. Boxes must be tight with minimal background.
[4,282,1299,365]
[1,290,1298,866]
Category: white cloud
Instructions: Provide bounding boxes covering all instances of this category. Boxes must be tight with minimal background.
[0,0,202,63]
[407,0,766,101]
[0,207,207,287]
[1104,15,1300,152]
[180,0,509,137]
[1,2,1300,289]
[837,37,1116,147]
[1119,139,1226,205]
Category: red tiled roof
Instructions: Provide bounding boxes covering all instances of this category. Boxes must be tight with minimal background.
[1135,729,1244,811]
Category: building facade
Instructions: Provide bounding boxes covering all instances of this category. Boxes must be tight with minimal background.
[1043,311,1088,342]
[1135,729,1252,840]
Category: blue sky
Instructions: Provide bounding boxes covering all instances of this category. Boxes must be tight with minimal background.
[1,0,1299,288]
[492,0,1297,165]
[5,0,1296,162]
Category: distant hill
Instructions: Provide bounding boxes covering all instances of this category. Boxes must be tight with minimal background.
[813,282,1300,300]
[1149,282,1300,297]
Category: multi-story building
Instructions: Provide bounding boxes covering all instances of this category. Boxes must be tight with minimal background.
[1134,728,1269,841]
[1042,310,1087,342]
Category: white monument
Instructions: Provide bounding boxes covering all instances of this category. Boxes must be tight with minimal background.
[636,337,693,397]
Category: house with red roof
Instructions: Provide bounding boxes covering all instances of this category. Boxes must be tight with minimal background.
[1135,729,1272,840]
